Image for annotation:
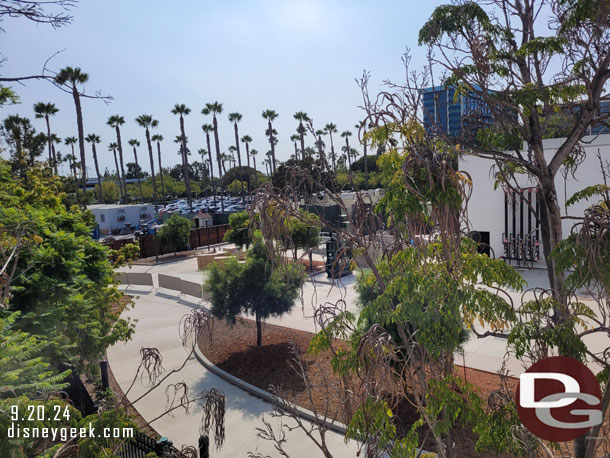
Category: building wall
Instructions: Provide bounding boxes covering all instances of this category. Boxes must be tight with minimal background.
[91,204,155,235]
[461,135,610,262]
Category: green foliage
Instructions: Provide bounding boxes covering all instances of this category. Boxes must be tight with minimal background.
[95,180,120,203]
[223,211,258,248]
[285,210,319,255]
[159,214,192,254]
[0,86,19,106]
[0,162,134,373]
[205,238,303,345]
[111,243,141,268]
[227,179,246,195]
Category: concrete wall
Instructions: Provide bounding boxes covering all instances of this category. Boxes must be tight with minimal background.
[462,135,610,261]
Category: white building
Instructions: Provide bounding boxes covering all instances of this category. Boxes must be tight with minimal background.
[461,135,610,265]
[89,203,155,236]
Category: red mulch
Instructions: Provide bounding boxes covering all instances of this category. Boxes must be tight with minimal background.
[198,317,519,457]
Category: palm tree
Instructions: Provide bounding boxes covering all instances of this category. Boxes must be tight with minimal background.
[315,129,326,161]
[290,134,300,161]
[85,133,103,202]
[171,104,193,210]
[136,114,159,210]
[107,115,128,201]
[202,102,224,212]
[201,124,216,207]
[108,142,122,200]
[356,121,369,188]
[128,139,143,200]
[262,109,279,174]
[33,102,59,173]
[64,136,78,181]
[228,112,245,202]
[151,134,166,206]
[228,146,237,169]
[294,111,310,161]
[49,134,62,174]
[55,67,88,196]
[324,123,338,173]
[341,130,353,169]
[250,148,259,187]
[240,134,252,193]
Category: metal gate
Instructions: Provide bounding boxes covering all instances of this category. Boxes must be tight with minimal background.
[502,187,540,267]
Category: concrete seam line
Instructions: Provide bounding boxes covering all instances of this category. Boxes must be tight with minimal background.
[192,342,349,436]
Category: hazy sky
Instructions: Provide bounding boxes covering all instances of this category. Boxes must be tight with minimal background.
[1,0,446,176]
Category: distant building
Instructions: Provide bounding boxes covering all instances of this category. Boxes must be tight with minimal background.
[89,203,155,236]
[421,85,494,139]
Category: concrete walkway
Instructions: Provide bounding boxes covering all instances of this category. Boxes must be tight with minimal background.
[108,290,360,456]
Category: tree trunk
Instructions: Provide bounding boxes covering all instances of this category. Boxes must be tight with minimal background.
[213,115,225,213]
[256,311,262,347]
[299,123,306,161]
[179,115,192,211]
[115,125,127,202]
[145,128,158,211]
[244,141,251,194]
[70,144,77,181]
[308,250,313,272]
[268,120,277,174]
[113,149,121,202]
[156,141,166,206]
[133,145,144,200]
[92,143,103,203]
[44,115,55,173]
[233,122,245,203]
[329,132,336,173]
[253,156,258,187]
[205,133,216,208]
[72,85,87,200]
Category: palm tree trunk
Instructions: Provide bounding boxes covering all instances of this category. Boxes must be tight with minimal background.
[329,134,336,173]
[253,156,258,187]
[70,144,77,181]
[44,115,56,173]
[299,123,306,161]
[233,123,245,203]
[133,146,143,200]
[51,142,58,176]
[205,133,216,208]
[244,142,251,194]
[178,116,192,211]
[212,115,224,213]
[115,125,127,202]
[71,85,87,199]
[156,141,166,206]
[268,120,277,174]
[92,143,103,203]
[145,128,158,211]
[113,149,121,201]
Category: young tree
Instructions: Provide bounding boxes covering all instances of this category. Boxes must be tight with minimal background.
[135,114,159,210]
[55,67,88,196]
[159,214,192,256]
[84,133,102,203]
[205,239,302,347]
[107,115,127,200]
[223,210,258,249]
[33,101,59,173]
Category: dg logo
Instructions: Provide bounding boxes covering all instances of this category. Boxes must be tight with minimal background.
[516,356,603,442]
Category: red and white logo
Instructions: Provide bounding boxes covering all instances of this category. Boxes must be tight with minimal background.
[516,356,602,442]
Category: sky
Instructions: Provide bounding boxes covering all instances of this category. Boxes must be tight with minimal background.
[0,0,446,177]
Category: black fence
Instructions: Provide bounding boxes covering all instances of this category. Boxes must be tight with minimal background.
[120,431,209,458]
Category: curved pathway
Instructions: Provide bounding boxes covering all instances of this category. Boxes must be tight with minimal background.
[108,283,360,456]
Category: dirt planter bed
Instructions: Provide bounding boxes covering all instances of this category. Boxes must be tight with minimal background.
[196,317,519,457]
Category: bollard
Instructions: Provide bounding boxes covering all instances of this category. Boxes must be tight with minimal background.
[198,435,209,458]
[99,360,109,391]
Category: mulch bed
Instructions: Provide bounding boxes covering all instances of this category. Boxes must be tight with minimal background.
[198,316,519,457]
